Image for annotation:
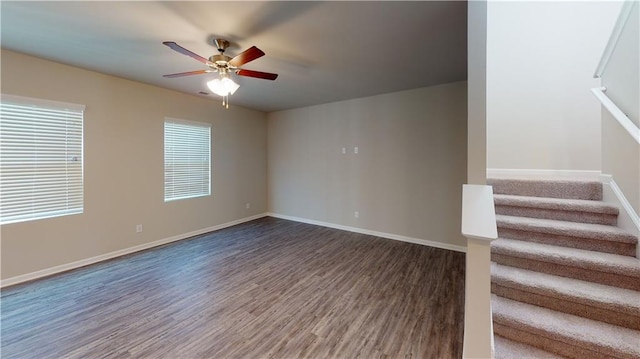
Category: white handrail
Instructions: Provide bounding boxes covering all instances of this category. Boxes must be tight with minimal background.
[594,1,636,78]
[591,87,640,144]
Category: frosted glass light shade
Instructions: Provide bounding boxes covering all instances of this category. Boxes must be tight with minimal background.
[207,77,240,96]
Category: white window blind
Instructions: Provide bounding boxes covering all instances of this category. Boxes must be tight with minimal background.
[0,94,84,225]
[164,118,211,202]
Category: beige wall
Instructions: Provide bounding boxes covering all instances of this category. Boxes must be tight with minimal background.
[267,82,468,248]
[600,1,640,218]
[600,2,640,218]
[486,1,621,171]
[602,110,640,214]
[0,50,268,280]
[602,1,639,127]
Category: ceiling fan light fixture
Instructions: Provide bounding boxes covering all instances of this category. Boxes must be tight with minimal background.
[207,76,239,97]
[163,39,277,109]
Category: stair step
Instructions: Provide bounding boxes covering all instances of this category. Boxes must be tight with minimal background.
[491,263,640,330]
[491,238,640,290]
[488,178,602,200]
[496,215,637,256]
[494,194,618,225]
[494,335,565,359]
[492,295,640,359]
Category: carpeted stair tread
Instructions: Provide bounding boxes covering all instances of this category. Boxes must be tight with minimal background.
[488,178,603,200]
[496,215,637,256]
[491,238,640,278]
[493,194,620,225]
[494,335,566,359]
[493,194,619,226]
[492,295,640,359]
[494,193,619,225]
[496,215,637,244]
[494,194,618,214]
[490,177,640,356]
[491,263,640,318]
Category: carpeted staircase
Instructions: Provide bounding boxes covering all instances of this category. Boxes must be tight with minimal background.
[487,178,640,359]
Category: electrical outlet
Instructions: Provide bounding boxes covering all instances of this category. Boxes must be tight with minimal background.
[246,202,251,209]
[354,211,359,218]
[354,147,359,154]
[341,147,346,154]
[136,224,143,233]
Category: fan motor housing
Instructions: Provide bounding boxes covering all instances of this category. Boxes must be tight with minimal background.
[209,54,233,68]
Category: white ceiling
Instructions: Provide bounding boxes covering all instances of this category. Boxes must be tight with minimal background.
[0,1,467,113]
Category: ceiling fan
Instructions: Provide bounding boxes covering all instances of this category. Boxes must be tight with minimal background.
[162,39,278,108]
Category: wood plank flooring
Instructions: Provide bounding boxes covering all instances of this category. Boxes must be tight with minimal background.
[1,217,466,359]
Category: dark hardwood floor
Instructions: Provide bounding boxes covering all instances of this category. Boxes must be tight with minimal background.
[1,217,466,359]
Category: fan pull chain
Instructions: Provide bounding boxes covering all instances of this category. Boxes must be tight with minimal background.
[221,95,230,109]
[222,95,229,109]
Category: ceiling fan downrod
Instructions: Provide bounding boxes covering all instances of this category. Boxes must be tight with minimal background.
[213,38,230,53]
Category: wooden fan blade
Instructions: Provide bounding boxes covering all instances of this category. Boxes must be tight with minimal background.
[163,41,213,66]
[236,69,278,80]
[163,69,213,78]
[228,46,265,67]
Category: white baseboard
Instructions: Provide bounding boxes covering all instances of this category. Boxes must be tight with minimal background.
[600,175,640,258]
[487,168,602,180]
[0,213,269,288]
[268,212,467,253]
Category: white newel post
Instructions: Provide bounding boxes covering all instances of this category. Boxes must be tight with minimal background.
[461,184,498,359]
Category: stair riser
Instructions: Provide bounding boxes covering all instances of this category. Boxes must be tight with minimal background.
[494,335,565,359]
[488,180,603,200]
[491,284,640,331]
[493,323,624,359]
[491,253,640,291]
[495,205,617,226]
[497,228,637,257]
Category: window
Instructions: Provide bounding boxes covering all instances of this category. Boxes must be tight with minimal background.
[164,118,211,202]
[0,94,84,225]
